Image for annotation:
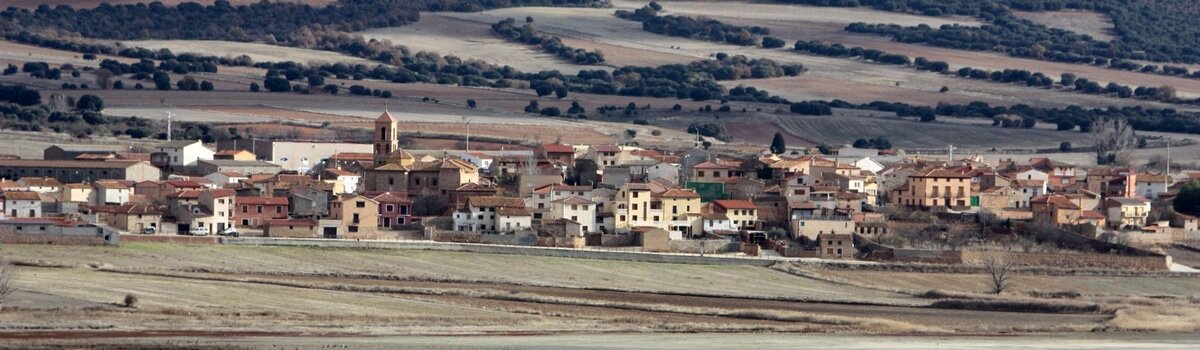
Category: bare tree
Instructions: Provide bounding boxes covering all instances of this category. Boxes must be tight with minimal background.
[1090,117,1136,165]
[93,68,113,89]
[0,256,14,305]
[984,254,1013,294]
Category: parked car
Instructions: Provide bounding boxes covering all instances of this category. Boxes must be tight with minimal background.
[188,226,209,236]
[142,226,157,234]
[220,227,239,237]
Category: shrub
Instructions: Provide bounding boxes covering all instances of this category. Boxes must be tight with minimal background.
[790,101,831,115]
[123,293,139,308]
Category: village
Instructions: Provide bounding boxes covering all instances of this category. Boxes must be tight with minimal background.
[0,109,1195,271]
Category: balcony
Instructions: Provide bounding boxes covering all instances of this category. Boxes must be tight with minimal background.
[616,209,628,216]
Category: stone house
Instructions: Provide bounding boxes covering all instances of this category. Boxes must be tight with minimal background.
[327,194,380,239]
[264,219,318,238]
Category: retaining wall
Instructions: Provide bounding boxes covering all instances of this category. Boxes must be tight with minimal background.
[121,234,223,244]
[225,237,777,266]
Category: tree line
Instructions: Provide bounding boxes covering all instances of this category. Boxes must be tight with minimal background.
[0,0,607,41]
[788,98,1200,134]
[491,17,605,64]
[773,0,1200,66]
[616,2,785,48]
[793,40,1194,105]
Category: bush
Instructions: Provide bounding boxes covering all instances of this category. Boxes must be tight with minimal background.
[1059,142,1072,152]
[540,106,561,116]
[790,101,831,115]
[123,293,139,308]
[75,94,104,112]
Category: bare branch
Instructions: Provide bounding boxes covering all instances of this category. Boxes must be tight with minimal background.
[0,256,14,305]
[984,254,1012,294]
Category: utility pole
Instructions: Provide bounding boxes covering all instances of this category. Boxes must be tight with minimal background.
[1166,137,1171,192]
[165,111,173,141]
[946,144,957,163]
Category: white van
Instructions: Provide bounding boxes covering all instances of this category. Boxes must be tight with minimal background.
[188,226,210,236]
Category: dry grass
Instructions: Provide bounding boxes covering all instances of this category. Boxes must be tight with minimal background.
[1012,10,1115,41]
[1108,305,1200,332]
[1,243,912,303]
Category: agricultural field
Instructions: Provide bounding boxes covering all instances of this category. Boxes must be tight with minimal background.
[124,40,371,65]
[817,269,1200,297]
[359,15,593,74]
[1012,10,1116,42]
[0,242,1163,343]
[735,111,1096,150]
[428,5,1200,110]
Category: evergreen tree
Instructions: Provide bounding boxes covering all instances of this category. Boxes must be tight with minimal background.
[769,132,786,154]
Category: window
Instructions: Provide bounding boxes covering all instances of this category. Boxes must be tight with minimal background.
[632,192,639,198]
[242,205,248,213]
[257,205,263,213]
[386,204,394,212]
[571,205,578,210]
[276,206,282,214]
[348,225,358,233]
[356,201,366,208]
[399,206,408,215]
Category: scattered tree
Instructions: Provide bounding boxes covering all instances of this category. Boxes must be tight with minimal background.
[1090,117,1136,165]
[0,256,12,306]
[984,254,1012,294]
[1175,181,1200,217]
[123,293,139,308]
[93,68,113,89]
[75,94,104,112]
[769,132,786,154]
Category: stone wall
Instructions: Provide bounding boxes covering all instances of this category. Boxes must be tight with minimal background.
[587,233,638,247]
[120,234,222,244]
[430,230,482,243]
[227,237,777,266]
[0,231,109,245]
[668,239,736,254]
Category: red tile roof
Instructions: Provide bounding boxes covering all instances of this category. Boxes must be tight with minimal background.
[714,199,756,210]
[693,161,729,170]
[2,191,42,201]
[331,152,374,161]
[540,143,574,154]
